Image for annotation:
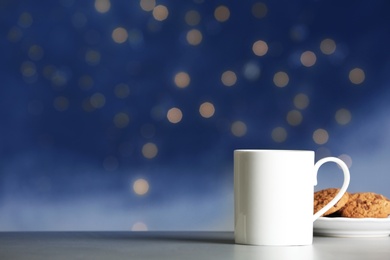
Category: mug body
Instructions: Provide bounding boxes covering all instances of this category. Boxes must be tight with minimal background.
[234,149,315,246]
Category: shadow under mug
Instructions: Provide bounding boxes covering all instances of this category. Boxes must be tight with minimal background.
[234,149,350,246]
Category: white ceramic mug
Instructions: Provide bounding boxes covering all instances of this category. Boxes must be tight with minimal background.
[234,149,350,246]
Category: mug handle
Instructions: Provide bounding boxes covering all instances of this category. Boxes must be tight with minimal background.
[312,157,351,222]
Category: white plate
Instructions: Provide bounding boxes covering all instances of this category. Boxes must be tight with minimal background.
[314,216,390,237]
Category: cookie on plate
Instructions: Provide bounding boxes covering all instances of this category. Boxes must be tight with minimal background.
[340,192,390,218]
[314,188,350,217]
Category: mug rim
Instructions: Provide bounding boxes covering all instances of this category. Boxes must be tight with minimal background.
[234,149,314,153]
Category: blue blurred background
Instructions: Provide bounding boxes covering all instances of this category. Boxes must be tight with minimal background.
[1,0,390,231]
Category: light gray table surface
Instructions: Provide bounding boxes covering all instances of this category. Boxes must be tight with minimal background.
[0,231,389,260]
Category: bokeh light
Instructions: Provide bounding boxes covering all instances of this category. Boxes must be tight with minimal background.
[199,102,215,118]
[252,2,268,18]
[243,62,261,81]
[18,12,33,28]
[320,38,336,55]
[133,178,150,195]
[50,69,68,89]
[53,96,69,112]
[221,70,237,87]
[252,40,268,56]
[7,27,23,42]
[131,222,148,231]
[112,27,128,44]
[20,61,36,78]
[153,5,169,21]
[185,10,201,26]
[273,71,289,87]
[113,84,128,99]
[90,93,106,109]
[186,29,203,46]
[214,5,230,22]
[174,72,190,88]
[349,68,365,84]
[28,45,44,61]
[139,0,155,12]
[335,108,352,125]
[142,143,158,159]
[313,128,329,145]
[271,127,287,143]
[95,0,111,13]
[293,93,310,109]
[286,110,303,126]
[300,51,317,67]
[85,50,101,66]
[167,107,183,123]
[113,112,130,128]
[339,154,353,168]
[231,121,247,137]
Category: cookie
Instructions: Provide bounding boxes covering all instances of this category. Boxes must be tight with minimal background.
[314,188,350,216]
[382,195,390,215]
[340,192,390,218]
